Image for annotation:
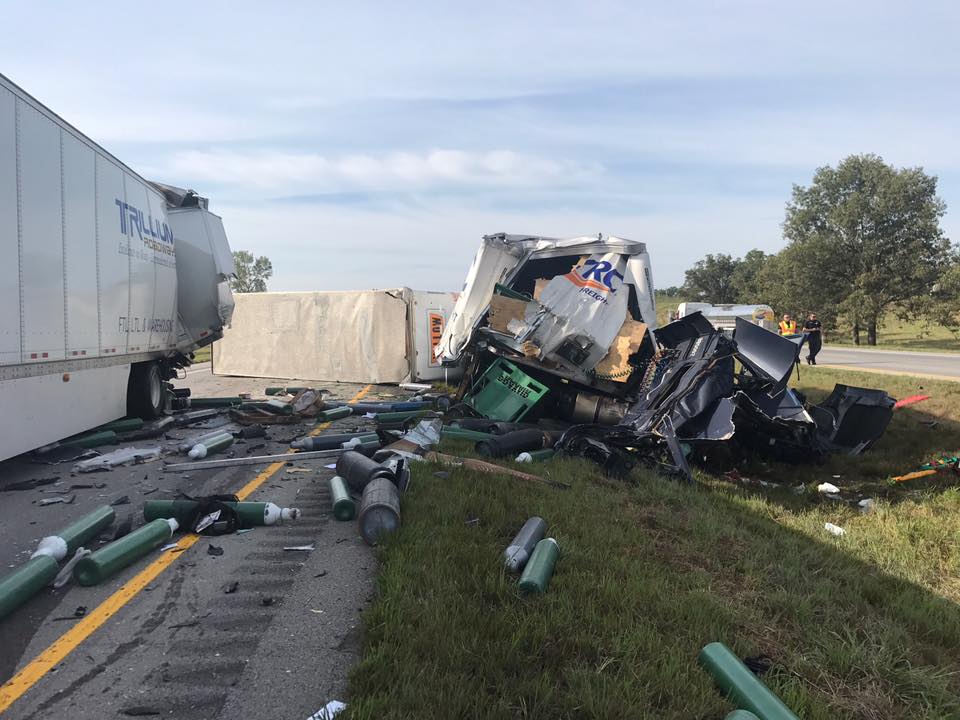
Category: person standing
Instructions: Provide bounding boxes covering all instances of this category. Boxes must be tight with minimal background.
[778,313,797,336]
[803,312,822,364]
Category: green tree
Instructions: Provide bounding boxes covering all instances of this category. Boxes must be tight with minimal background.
[230,250,273,293]
[682,253,740,303]
[782,154,951,345]
[731,249,769,302]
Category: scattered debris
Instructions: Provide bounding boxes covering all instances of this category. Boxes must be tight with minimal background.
[2,477,59,492]
[858,498,875,513]
[39,495,76,506]
[434,234,896,482]
[894,394,931,409]
[426,452,570,489]
[111,495,131,506]
[112,515,133,541]
[306,700,347,720]
[73,447,163,473]
[51,606,88,621]
[0,506,114,620]
[283,545,315,552]
[223,581,239,594]
[261,596,275,606]
[824,523,846,537]
[816,482,840,495]
[206,544,224,556]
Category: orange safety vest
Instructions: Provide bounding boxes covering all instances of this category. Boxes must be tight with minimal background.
[778,320,797,335]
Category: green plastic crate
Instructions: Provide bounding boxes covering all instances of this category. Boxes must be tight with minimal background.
[463,359,549,422]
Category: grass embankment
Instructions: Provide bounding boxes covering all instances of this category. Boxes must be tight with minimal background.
[346,368,960,719]
[827,317,959,354]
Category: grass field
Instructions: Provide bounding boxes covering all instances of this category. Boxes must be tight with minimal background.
[346,368,960,719]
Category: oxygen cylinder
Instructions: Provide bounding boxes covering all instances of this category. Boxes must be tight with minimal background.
[503,517,547,572]
[316,406,352,422]
[187,432,235,459]
[143,500,300,528]
[329,476,355,520]
[350,401,428,413]
[187,397,243,408]
[45,505,117,557]
[518,538,559,594]
[73,518,179,586]
[179,428,236,454]
[698,642,799,720]
[0,556,58,620]
[336,451,396,493]
[516,449,556,463]
[96,417,145,433]
[441,427,494,442]
[61,430,118,448]
[372,410,434,424]
[476,429,554,459]
[358,477,401,545]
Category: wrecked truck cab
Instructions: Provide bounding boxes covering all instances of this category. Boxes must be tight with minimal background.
[437,233,660,425]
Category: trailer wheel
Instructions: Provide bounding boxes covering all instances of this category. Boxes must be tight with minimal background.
[127,362,164,419]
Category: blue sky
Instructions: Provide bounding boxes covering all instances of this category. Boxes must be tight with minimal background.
[2,2,958,290]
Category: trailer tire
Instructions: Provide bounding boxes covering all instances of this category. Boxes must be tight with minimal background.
[127,362,164,419]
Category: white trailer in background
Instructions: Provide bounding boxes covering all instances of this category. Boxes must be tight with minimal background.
[0,74,235,461]
[676,302,776,332]
[212,289,460,384]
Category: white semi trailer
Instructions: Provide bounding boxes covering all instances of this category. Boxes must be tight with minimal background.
[0,74,235,461]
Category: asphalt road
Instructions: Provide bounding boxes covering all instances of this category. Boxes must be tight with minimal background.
[0,370,399,720]
[815,345,960,379]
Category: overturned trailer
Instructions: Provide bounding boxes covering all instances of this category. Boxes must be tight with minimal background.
[439,233,895,479]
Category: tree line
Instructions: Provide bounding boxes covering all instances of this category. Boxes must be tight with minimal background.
[679,155,960,345]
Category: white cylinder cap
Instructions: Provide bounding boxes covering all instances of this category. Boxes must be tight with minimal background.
[166,518,180,533]
[262,502,301,525]
[32,535,68,561]
[516,452,533,463]
[187,444,208,459]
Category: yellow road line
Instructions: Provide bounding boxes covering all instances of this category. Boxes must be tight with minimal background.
[0,383,373,715]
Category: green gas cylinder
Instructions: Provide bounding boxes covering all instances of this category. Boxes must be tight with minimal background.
[73,518,178,586]
[518,538,559,595]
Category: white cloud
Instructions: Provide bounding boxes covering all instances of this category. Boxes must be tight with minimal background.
[162,148,598,193]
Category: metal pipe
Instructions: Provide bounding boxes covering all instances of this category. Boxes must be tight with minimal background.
[163,448,344,471]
